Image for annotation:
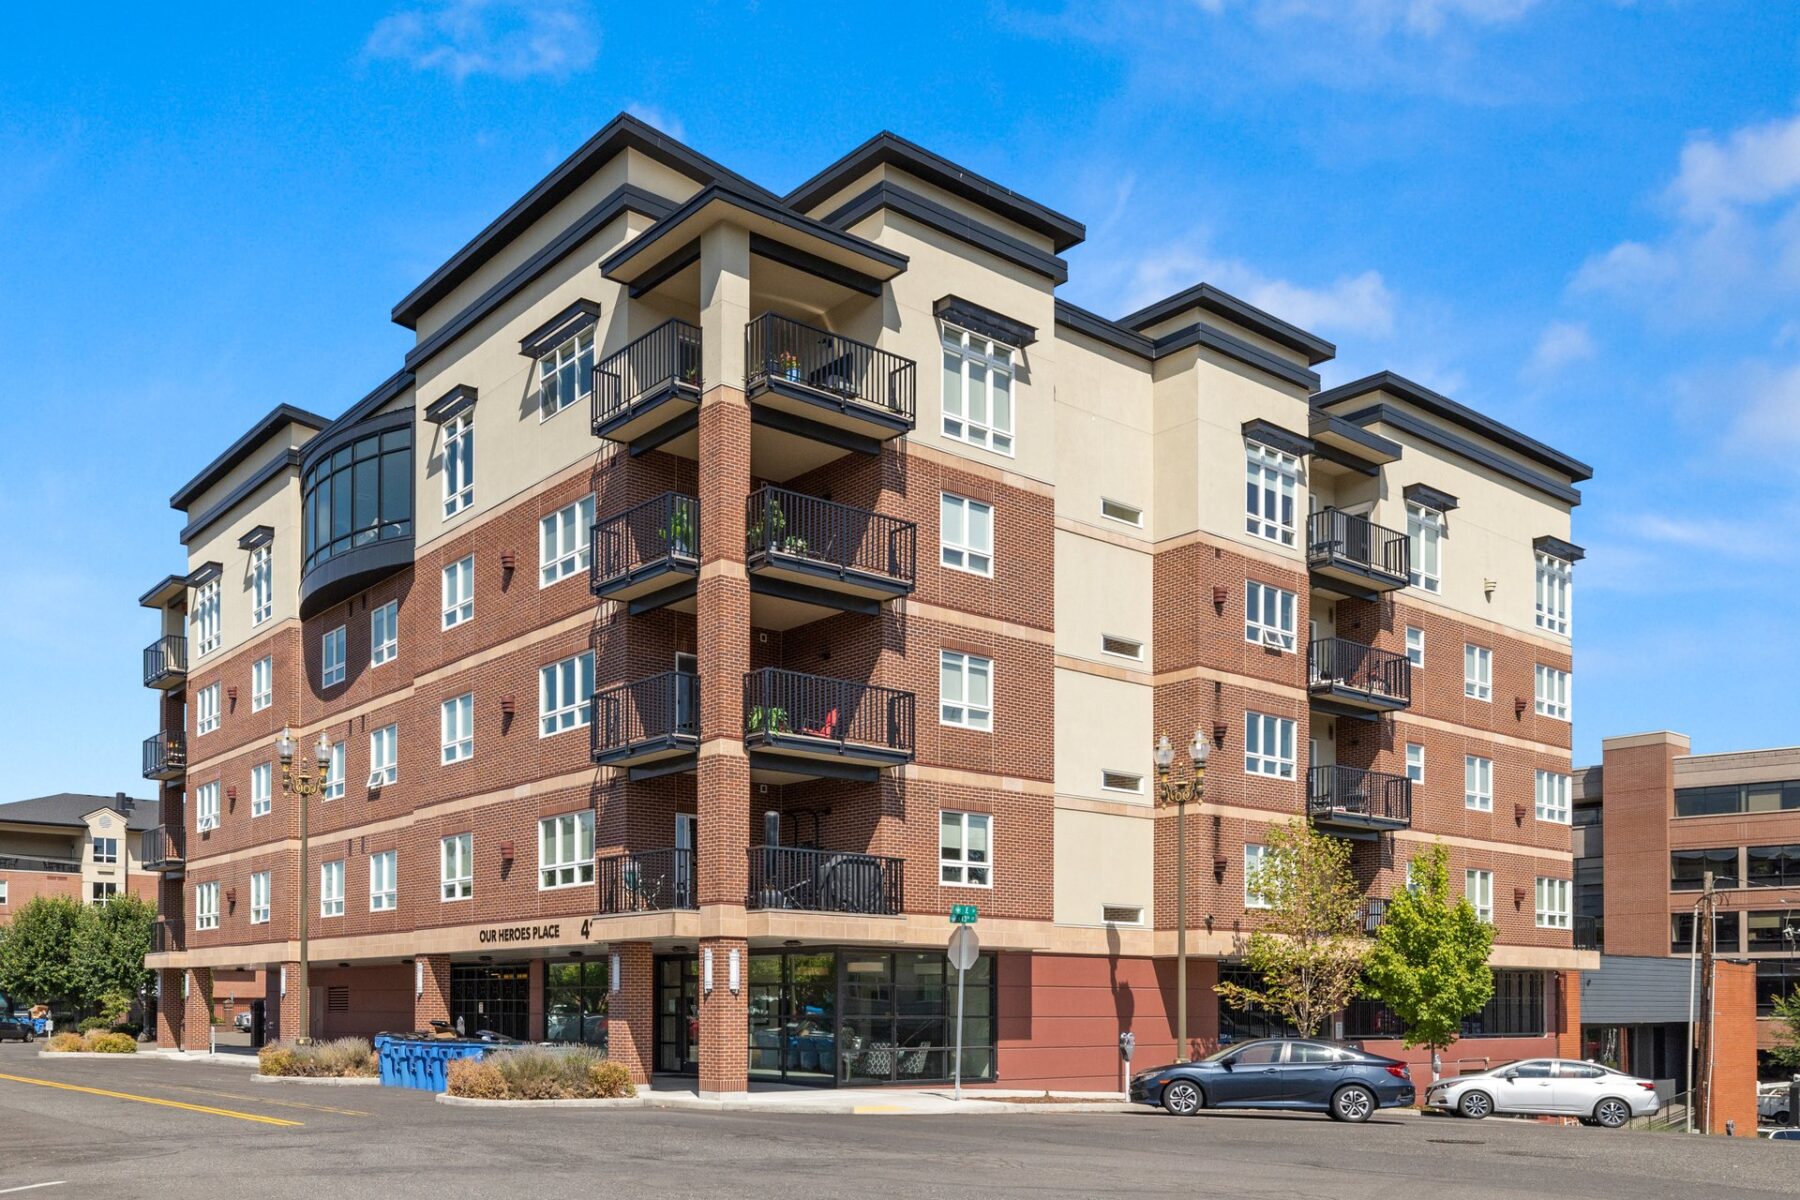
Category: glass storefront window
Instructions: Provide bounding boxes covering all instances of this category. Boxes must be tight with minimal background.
[449,962,530,1041]
[546,960,609,1046]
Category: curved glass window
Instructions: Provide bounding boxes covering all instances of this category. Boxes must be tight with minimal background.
[303,425,413,574]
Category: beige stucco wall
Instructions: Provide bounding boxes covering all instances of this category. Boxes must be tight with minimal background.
[1052,806,1155,928]
[1053,529,1152,665]
[183,465,304,665]
[1054,666,1154,807]
[1053,331,1154,527]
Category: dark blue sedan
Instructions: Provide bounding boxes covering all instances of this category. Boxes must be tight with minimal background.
[1130,1038,1414,1122]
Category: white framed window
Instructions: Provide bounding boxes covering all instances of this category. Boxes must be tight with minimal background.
[321,625,346,689]
[1536,552,1571,636]
[1245,442,1300,547]
[192,578,221,657]
[368,723,398,788]
[1101,771,1143,794]
[939,493,994,576]
[369,850,397,912]
[538,327,595,419]
[939,810,992,887]
[941,324,1014,455]
[195,781,220,831]
[1464,755,1493,812]
[370,600,398,666]
[1244,711,1296,779]
[1535,769,1571,824]
[196,682,220,736]
[321,859,345,918]
[1534,664,1570,721]
[323,740,345,801]
[1244,843,1271,909]
[1100,498,1142,527]
[90,881,119,904]
[539,651,595,737]
[250,545,273,626]
[195,881,219,931]
[1245,580,1297,651]
[1404,625,1424,667]
[939,650,993,731]
[1101,634,1143,661]
[1407,503,1442,592]
[1406,742,1425,784]
[92,836,118,865]
[1535,876,1571,929]
[251,655,273,712]
[0,880,7,906]
[250,761,272,818]
[441,692,474,764]
[1463,644,1491,701]
[441,832,473,901]
[443,413,473,518]
[1465,869,1493,923]
[250,870,270,924]
[442,555,474,629]
[540,494,595,587]
[539,810,594,889]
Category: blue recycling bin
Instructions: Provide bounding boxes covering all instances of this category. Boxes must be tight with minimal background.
[377,1037,493,1091]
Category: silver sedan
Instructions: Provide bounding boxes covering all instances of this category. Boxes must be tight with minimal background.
[1424,1058,1661,1128]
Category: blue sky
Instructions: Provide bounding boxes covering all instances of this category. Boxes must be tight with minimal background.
[2,1,1797,798]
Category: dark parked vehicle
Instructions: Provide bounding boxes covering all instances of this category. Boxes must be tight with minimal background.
[1130,1037,1414,1122]
[0,1017,35,1043]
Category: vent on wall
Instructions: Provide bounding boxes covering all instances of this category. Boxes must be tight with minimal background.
[1101,771,1144,794]
[1100,498,1143,527]
[1102,905,1144,926]
[1101,635,1143,661]
[326,986,350,1013]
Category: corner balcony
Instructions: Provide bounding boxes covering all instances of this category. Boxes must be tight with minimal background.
[143,635,187,690]
[140,827,185,876]
[590,672,699,780]
[1307,508,1409,597]
[745,314,916,480]
[596,847,697,914]
[743,668,915,783]
[1307,638,1411,718]
[143,731,186,782]
[150,918,185,954]
[590,319,703,454]
[1307,764,1412,837]
[590,492,699,614]
[747,845,904,916]
[746,487,916,627]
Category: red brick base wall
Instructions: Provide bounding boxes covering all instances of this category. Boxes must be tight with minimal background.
[1712,960,1758,1136]
[414,955,451,1031]
[697,936,749,1095]
[181,968,213,1051]
[609,942,655,1085]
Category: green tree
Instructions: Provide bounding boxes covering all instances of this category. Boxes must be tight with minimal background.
[1768,990,1800,1073]
[75,894,156,1015]
[1214,820,1370,1037]
[1361,843,1495,1080]
[0,895,88,1008]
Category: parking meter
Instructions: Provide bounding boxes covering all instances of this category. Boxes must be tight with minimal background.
[1119,1031,1135,1063]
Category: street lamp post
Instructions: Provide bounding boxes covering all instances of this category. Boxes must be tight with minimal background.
[277,724,332,1046]
[1155,730,1209,1062]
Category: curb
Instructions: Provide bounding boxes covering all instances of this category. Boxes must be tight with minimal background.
[36,1051,144,1059]
[137,1051,263,1068]
[252,1073,382,1086]
[436,1092,645,1108]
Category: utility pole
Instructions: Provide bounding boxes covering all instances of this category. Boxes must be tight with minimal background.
[1694,871,1716,1135]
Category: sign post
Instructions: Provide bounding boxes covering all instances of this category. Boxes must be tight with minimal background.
[947,913,979,1102]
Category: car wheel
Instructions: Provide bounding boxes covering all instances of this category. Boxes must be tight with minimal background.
[1161,1080,1203,1116]
[1777,1111,1792,1126]
[1592,1098,1630,1129]
[1330,1084,1376,1123]
[1457,1090,1493,1120]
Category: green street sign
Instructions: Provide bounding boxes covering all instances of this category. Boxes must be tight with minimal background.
[950,904,979,925]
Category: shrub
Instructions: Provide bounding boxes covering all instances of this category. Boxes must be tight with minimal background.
[86,1032,137,1053]
[450,1047,635,1100]
[77,1017,110,1033]
[492,1047,570,1100]
[258,1045,297,1076]
[111,1022,144,1040]
[446,1057,509,1100]
[47,1032,86,1053]
[257,1038,377,1078]
[586,1059,636,1099]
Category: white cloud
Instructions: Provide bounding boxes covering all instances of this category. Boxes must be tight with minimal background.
[1523,320,1594,381]
[1116,238,1396,339]
[1666,111,1800,222]
[364,0,598,82]
[1191,0,1538,37]
[624,104,685,142]
[1727,360,1800,450]
[1622,513,1781,562]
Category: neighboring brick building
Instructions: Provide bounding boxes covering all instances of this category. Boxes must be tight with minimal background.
[139,114,1592,1091]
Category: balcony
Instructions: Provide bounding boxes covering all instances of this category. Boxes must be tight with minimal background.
[140,826,185,875]
[1308,638,1411,718]
[590,492,699,613]
[0,853,80,875]
[1307,508,1409,597]
[745,314,916,480]
[743,668,915,783]
[590,672,699,779]
[746,845,904,916]
[590,319,703,453]
[1308,764,1412,837]
[596,848,696,914]
[1360,897,1390,935]
[1575,915,1603,951]
[143,731,186,782]
[746,487,916,626]
[143,635,188,690]
[150,918,185,954]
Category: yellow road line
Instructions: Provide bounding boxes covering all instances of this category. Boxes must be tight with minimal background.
[165,1085,370,1118]
[0,1073,302,1126]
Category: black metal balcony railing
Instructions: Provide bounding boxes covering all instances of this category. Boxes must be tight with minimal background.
[591,319,701,436]
[1307,764,1413,829]
[1308,638,1411,706]
[142,731,186,781]
[140,826,185,872]
[150,918,185,954]
[0,853,82,874]
[742,668,915,759]
[1574,914,1603,951]
[591,671,700,762]
[746,845,905,916]
[745,313,916,425]
[1307,508,1409,585]
[597,848,697,914]
[143,635,188,688]
[1361,897,1390,935]
[590,492,699,596]
[745,487,917,589]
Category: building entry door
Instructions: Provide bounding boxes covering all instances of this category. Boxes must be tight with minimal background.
[655,955,700,1075]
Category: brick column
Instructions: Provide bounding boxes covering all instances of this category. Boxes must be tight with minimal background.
[155,968,183,1048]
[1599,731,1688,956]
[607,942,655,1085]
[181,967,214,1052]
[414,955,451,1033]
[697,937,749,1097]
[274,961,303,1044]
[1554,969,1582,1059]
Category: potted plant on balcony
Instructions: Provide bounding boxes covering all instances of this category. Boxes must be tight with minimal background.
[662,504,695,559]
[776,350,801,381]
[747,499,787,552]
[747,705,789,735]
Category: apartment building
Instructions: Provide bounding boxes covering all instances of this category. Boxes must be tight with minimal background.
[1577,733,1800,1077]
[0,792,157,919]
[138,114,1591,1094]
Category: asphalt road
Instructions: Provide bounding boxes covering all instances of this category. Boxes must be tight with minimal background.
[1,1041,1794,1200]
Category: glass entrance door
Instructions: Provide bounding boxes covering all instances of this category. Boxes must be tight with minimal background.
[746,951,839,1085]
[655,956,699,1074]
